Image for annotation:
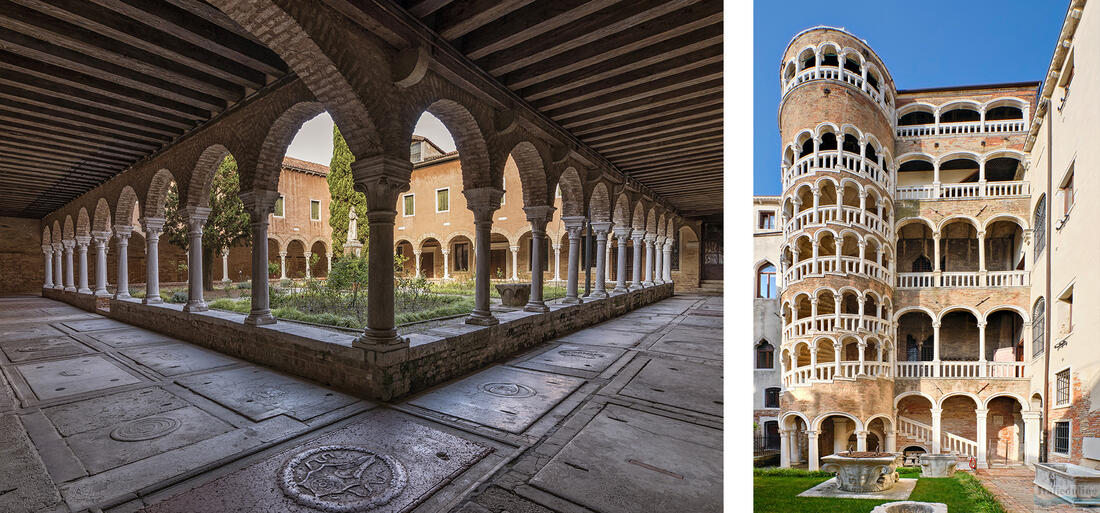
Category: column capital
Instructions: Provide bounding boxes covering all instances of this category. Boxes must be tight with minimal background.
[61,239,75,249]
[278,251,287,258]
[221,248,230,257]
[931,321,942,329]
[113,225,132,240]
[509,245,519,252]
[930,407,943,415]
[74,235,91,246]
[611,225,631,238]
[975,408,989,418]
[551,243,561,251]
[51,242,63,252]
[351,155,412,209]
[462,187,504,221]
[141,216,165,234]
[630,230,645,241]
[303,251,312,258]
[977,230,986,239]
[42,244,53,254]
[412,249,422,256]
[523,205,556,229]
[1021,411,1042,420]
[562,215,587,232]
[643,232,657,242]
[91,230,111,243]
[440,248,450,255]
[655,235,666,244]
[183,205,211,224]
[239,189,280,221]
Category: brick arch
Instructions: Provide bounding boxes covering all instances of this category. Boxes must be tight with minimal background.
[631,200,646,230]
[51,220,61,244]
[285,238,308,254]
[414,97,495,191]
[144,169,177,219]
[206,0,384,159]
[656,212,667,238]
[554,166,585,217]
[503,140,550,208]
[416,232,443,250]
[247,101,326,193]
[115,186,141,229]
[42,226,52,245]
[308,238,329,255]
[444,230,475,247]
[76,208,90,237]
[63,215,75,240]
[588,182,612,223]
[92,198,112,233]
[612,192,633,227]
[645,208,657,233]
[183,144,232,209]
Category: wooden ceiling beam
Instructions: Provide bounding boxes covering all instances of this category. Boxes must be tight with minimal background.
[581,104,720,142]
[0,74,194,130]
[558,79,722,127]
[0,90,181,138]
[597,127,723,155]
[0,140,130,168]
[588,118,722,149]
[406,0,454,17]
[570,93,721,136]
[0,127,147,161]
[433,0,533,41]
[0,147,124,173]
[612,141,723,166]
[461,0,621,59]
[543,63,722,118]
[0,100,172,144]
[0,114,161,153]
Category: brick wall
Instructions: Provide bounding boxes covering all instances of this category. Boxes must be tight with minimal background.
[0,217,46,295]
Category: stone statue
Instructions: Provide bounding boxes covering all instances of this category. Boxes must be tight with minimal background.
[347,206,358,241]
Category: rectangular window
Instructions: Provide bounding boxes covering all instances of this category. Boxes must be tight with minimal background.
[1054,421,1070,455]
[1033,299,1046,357]
[757,265,777,298]
[1058,286,1074,336]
[402,194,414,217]
[758,211,775,230]
[764,387,780,408]
[436,188,449,213]
[1062,167,1074,217]
[310,200,320,221]
[410,141,422,162]
[1056,369,1070,406]
[273,195,284,218]
[453,242,469,272]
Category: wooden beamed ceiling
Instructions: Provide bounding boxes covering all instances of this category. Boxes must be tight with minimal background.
[0,0,288,218]
[401,0,724,216]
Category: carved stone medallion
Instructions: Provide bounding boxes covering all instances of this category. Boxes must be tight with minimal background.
[110,416,182,442]
[279,445,407,512]
[557,349,604,360]
[478,382,537,398]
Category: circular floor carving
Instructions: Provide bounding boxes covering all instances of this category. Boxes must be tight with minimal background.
[279,445,407,512]
[557,349,604,360]
[59,368,87,377]
[478,382,537,398]
[110,416,182,441]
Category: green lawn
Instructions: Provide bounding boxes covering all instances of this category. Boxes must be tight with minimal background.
[753,468,1006,513]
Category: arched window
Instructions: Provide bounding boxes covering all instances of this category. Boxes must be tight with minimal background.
[911,255,932,272]
[757,263,777,298]
[764,388,781,409]
[1034,195,1046,261]
[756,340,775,369]
[1033,298,1046,357]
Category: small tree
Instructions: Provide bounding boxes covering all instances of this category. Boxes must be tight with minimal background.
[163,156,250,290]
[327,254,369,321]
[328,126,367,254]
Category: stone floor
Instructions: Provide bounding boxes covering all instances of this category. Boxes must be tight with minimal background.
[976,468,1096,512]
[0,293,723,513]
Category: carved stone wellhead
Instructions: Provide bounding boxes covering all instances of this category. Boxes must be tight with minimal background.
[820,452,903,492]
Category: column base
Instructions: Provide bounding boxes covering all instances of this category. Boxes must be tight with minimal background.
[244,311,276,326]
[641,281,654,287]
[183,300,208,312]
[143,296,163,305]
[465,310,499,326]
[523,301,549,313]
[586,290,609,300]
[628,283,643,291]
[64,286,76,292]
[77,288,92,295]
[561,296,583,304]
[612,285,629,294]
[353,329,409,351]
[114,293,131,300]
[95,290,110,297]
[221,278,232,284]
[53,285,64,290]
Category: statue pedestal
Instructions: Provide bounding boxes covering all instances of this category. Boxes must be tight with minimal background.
[343,241,363,258]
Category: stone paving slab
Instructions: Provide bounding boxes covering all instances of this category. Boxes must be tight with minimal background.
[619,357,723,417]
[0,335,92,363]
[529,403,722,513]
[798,477,917,499]
[555,326,650,348]
[43,387,191,437]
[409,365,584,434]
[61,318,134,332]
[15,355,144,401]
[143,409,492,513]
[0,414,66,513]
[66,405,235,474]
[0,322,66,342]
[648,332,723,360]
[520,343,627,373]
[677,314,724,329]
[174,367,359,422]
[120,343,238,376]
[85,327,178,348]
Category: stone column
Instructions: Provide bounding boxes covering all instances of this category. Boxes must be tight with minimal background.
[642,232,656,286]
[629,230,645,290]
[1022,411,1041,466]
[42,244,54,289]
[523,206,555,313]
[183,206,210,312]
[464,187,503,326]
[653,235,665,284]
[221,249,231,284]
[932,230,942,287]
[412,249,422,278]
[62,240,76,291]
[977,321,987,376]
[663,238,674,283]
[779,429,791,468]
[589,222,612,299]
[605,233,614,283]
[52,243,63,289]
[441,249,451,280]
[304,252,312,279]
[612,226,632,293]
[278,252,287,280]
[932,321,941,377]
[856,430,868,451]
[349,156,415,351]
[92,231,110,296]
[327,252,333,273]
[113,226,131,299]
[976,408,989,468]
[552,243,562,282]
[562,216,586,304]
[241,191,278,325]
[931,407,943,453]
[509,245,519,281]
[807,430,820,471]
[885,429,897,452]
[75,236,91,294]
[142,218,164,304]
[857,341,867,375]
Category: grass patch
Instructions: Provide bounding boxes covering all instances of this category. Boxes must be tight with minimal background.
[753,469,1005,513]
[207,296,475,329]
[431,281,568,300]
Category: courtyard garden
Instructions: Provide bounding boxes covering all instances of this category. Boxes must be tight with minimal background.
[753,467,1006,513]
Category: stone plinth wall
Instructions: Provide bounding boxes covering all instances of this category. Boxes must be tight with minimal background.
[58,283,673,400]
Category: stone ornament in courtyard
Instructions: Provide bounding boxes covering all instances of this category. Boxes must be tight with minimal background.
[870,501,948,513]
[918,453,956,478]
[820,452,902,492]
[495,283,531,307]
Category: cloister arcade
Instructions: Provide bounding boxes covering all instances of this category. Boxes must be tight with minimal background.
[895,216,1030,288]
[895,97,1030,138]
[780,40,895,114]
[894,151,1030,201]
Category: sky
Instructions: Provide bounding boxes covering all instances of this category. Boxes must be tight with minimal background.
[752,0,1069,195]
[284,112,458,165]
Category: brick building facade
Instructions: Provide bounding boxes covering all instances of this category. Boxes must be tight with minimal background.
[763,0,1099,471]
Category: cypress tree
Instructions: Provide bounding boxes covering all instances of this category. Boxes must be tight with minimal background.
[327,125,367,254]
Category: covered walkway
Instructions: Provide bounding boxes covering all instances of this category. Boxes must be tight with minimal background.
[0,294,722,512]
